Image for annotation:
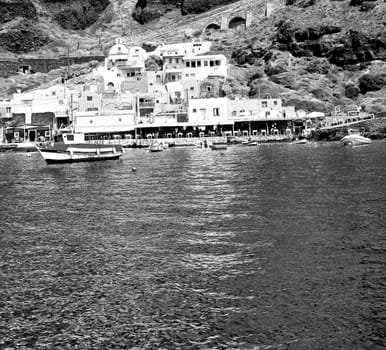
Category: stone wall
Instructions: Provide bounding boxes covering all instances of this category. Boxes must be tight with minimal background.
[0,56,105,78]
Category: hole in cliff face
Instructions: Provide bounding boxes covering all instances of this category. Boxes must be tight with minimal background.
[228,17,246,30]
[205,23,221,31]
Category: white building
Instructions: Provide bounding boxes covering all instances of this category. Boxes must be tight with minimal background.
[227,97,296,121]
[94,39,147,92]
[74,110,135,134]
[188,97,229,126]
[164,54,227,83]
[183,55,227,80]
[151,41,212,61]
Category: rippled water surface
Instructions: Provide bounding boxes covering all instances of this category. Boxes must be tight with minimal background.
[1,142,386,349]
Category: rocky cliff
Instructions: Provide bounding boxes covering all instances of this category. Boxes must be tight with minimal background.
[0,0,110,54]
[132,0,239,24]
[0,0,385,116]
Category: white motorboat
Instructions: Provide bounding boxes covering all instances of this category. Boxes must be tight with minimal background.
[148,141,163,152]
[340,134,372,146]
[293,138,308,144]
[241,140,258,146]
[37,131,123,164]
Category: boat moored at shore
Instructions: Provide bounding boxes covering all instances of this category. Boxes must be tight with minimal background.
[340,129,372,146]
[37,131,123,164]
[340,134,372,146]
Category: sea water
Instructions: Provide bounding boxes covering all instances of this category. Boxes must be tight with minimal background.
[1,142,385,349]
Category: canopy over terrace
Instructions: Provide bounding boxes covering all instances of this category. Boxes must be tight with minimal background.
[4,112,55,142]
[135,120,234,138]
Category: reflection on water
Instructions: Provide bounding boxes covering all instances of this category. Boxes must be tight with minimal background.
[1,142,385,349]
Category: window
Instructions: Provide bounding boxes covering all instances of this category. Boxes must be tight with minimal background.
[87,96,93,101]
[204,61,208,66]
[213,108,219,116]
[117,73,121,77]
[210,61,214,67]
[193,108,197,113]
[191,61,196,68]
[265,111,270,117]
[52,91,56,96]
[6,107,11,113]
[185,74,189,77]
[262,101,267,108]
[232,110,237,116]
[191,73,195,77]
[67,135,74,141]
[274,100,278,105]
[215,60,221,66]
[197,61,201,67]
[190,87,194,91]
[186,61,190,67]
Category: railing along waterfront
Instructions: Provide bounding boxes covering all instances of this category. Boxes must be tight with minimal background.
[88,134,292,147]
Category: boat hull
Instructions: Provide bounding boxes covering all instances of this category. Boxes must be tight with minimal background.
[210,144,227,150]
[38,145,122,164]
[340,135,371,146]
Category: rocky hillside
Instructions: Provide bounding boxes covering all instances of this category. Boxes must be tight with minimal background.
[0,0,386,115]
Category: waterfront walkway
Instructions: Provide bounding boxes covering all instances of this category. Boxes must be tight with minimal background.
[99,135,292,147]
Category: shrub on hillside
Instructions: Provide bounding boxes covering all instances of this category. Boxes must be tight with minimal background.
[359,74,386,94]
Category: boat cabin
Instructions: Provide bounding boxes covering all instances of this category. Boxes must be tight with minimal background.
[54,132,85,144]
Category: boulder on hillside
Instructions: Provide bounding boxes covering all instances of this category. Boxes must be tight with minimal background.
[269,72,296,88]
[264,51,294,76]
[345,85,360,98]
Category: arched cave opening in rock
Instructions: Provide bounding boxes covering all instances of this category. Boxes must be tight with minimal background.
[228,17,246,30]
[205,23,221,31]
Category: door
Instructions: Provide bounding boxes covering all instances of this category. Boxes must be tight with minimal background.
[28,130,36,142]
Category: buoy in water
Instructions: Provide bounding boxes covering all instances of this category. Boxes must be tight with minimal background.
[131,167,137,172]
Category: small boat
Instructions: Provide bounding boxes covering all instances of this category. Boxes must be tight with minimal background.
[37,131,122,164]
[210,142,227,150]
[242,140,258,146]
[340,133,371,146]
[293,138,308,144]
[148,141,163,152]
